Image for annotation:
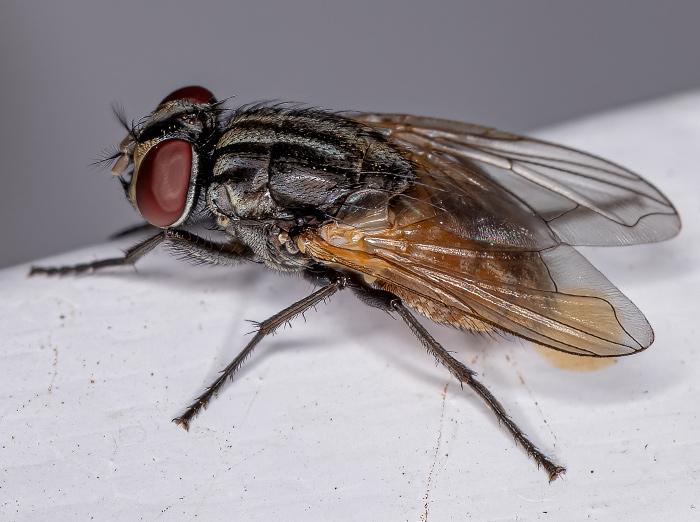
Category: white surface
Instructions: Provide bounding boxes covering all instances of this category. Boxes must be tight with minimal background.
[2,92,699,521]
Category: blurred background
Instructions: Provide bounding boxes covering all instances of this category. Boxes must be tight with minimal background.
[2,0,699,267]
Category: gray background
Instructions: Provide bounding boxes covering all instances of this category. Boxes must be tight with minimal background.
[2,0,699,268]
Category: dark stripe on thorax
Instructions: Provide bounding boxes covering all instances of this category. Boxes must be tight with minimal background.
[219,113,364,159]
[229,114,361,148]
[213,140,359,174]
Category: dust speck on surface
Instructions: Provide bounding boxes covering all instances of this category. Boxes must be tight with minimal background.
[421,382,449,522]
[48,346,59,394]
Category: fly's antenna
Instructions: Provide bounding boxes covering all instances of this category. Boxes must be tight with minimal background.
[111,102,137,140]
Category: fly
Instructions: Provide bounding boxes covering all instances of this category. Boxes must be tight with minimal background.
[30,85,682,481]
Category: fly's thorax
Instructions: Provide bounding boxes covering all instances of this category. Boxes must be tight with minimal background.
[206,106,416,224]
[206,176,278,222]
[199,104,418,273]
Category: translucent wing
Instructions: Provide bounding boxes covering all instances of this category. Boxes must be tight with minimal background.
[299,195,653,356]
[354,113,681,246]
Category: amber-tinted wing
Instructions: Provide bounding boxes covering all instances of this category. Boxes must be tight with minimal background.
[297,112,682,356]
[300,208,652,356]
[354,113,681,246]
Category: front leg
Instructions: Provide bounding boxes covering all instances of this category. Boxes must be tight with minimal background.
[29,230,250,277]
[162,229,252,266]
[29,232,164,276]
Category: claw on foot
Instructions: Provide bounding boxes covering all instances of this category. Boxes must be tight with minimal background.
[172,417,191,431]
[547,465,567,483]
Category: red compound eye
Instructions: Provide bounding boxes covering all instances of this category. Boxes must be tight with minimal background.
[135,139,192,227]
[160,85,215,105]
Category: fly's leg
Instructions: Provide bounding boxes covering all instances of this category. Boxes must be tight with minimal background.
[29,229,250,276]
[162,229,251,266]
[390,298,566,482]
[29,232,165,276]
[173,277,347,430]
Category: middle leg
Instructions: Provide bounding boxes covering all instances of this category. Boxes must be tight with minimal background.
[173,276,347,430]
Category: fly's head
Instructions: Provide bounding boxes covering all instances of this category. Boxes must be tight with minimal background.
[110,86,222,228]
